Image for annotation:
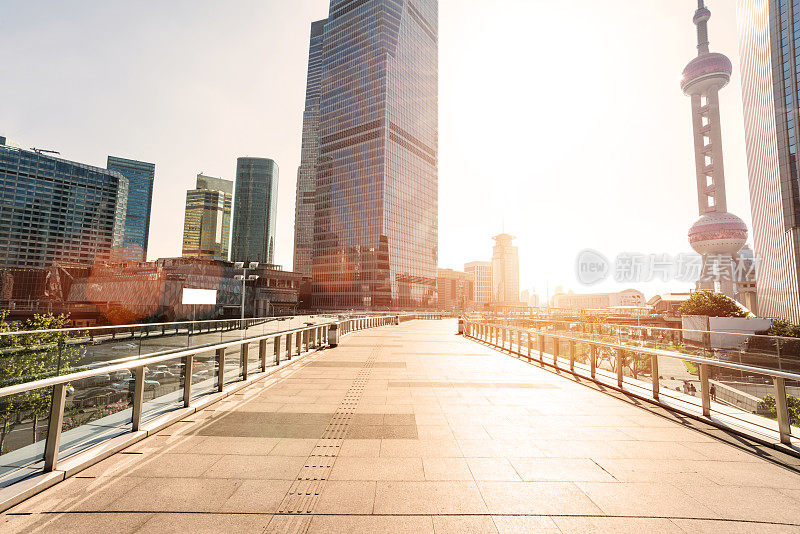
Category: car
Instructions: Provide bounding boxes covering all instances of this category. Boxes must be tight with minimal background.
[109,369,132,381]
[146,370,179,383]
[111,378,160,391]
[73,386,117,400]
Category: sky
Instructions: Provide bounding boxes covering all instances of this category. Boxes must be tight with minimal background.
[0,0,751,302]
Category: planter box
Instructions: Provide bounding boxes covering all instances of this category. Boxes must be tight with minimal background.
[682,315,772,350]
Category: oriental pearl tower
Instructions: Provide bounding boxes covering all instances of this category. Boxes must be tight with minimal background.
[681,0,748,298]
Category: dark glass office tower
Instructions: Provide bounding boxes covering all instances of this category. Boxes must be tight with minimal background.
[107,156,155,262]
[300,0,438,309]
[294,19,327,278]
[0,145,128,269]
[231,157,279,264]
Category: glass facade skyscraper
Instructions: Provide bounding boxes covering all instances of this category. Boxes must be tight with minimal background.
[293,19,327,278]
[737,0,800,320]
[0,142,128,269]
[296,0,439,309]
[107,156,155,262]
[181,174,233,261]
[231,157,279,265]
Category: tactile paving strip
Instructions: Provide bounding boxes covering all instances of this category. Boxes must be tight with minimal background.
[264,347,379,533]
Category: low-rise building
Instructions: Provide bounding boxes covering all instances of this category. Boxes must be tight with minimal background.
[437,269,473,312]
[552,288,645,311]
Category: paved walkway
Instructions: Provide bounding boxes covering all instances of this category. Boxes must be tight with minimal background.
[4,319,800,533]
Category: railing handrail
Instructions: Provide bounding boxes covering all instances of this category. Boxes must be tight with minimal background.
[0,315,281,338]
[466,320,800,382]
[0,315,405,399]
[468,314,799,346]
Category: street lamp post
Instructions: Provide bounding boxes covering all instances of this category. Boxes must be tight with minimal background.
[234,262,260,327]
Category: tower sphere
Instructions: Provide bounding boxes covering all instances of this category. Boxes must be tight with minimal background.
[681,52,732,95]
[688,211,748,256]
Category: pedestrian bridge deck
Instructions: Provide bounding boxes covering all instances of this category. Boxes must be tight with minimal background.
[3,319,800,533]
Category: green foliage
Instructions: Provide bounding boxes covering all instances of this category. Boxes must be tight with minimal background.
[0,311,85,453]
[758,394,800,426]
[678,291,747,318]
[766,318,800,338]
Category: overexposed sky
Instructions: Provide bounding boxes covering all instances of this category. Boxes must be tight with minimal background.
[0,0,750,301]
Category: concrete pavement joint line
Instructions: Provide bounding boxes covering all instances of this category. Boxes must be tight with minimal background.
[264,341,381,533]
[12,510,800,527]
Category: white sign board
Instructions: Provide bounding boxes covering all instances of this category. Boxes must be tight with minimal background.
[182,288,217,305]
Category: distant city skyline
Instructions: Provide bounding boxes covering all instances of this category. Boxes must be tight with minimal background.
[0,0,752,298]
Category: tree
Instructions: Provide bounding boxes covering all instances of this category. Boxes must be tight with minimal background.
[678,291,747,318]
[0,311,85,453]
[758,394,800,426]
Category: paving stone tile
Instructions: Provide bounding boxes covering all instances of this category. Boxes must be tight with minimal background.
[491,516,561,534]
[510,457,616,482]
[466,458,522,481]
[314,480,376,514]
[478,481,602,515]
[307,514,434,533]
[552,516,685,534]
[138,512,272,533]
[576,481,719,519]
[423,457,473,480]
[374,480,488,514]
[107,477,241,512]
[201,455,306,479]
[433,515,500,533]
[220,479,293,512]
[329,457,425,481]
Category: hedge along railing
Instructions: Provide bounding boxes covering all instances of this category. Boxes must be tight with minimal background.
[0,314,410,474]
[463,320,800,448]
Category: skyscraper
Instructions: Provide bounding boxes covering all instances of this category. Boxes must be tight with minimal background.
[491,234,520,305]
[231,157,279,265]
[296,0,439,309]
[465,261,492,305]
[181,174,232,261]
[293,19,327,278]
[107,156,155,262]
[0,143,128,269]
[738,0,800,321]
[682,0,750,302]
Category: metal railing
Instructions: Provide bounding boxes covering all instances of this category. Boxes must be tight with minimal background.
[467,313,800,374]
[0,314,414,477]
[463,319,800,448]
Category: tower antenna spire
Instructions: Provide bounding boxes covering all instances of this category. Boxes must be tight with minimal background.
[694,0,711,55]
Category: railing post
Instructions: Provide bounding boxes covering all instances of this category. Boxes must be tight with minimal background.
[538,334,544,364]
[527,333,532,360]
[699,363,710,416]
[590,345,596,378]
[616,349,623,388]
[217,347,225,392]
[774,377,792,445]
[651,354,659,400]
[286,334,293,360]
[553,338,559,367]
[569,341,576,372]
[184,355,194,407]
[260,339,268,372]
[296,331,302,357]
[131,366,145,431]
[241,343,249,380]
[43,383,67,472]
[274,336,281,365]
